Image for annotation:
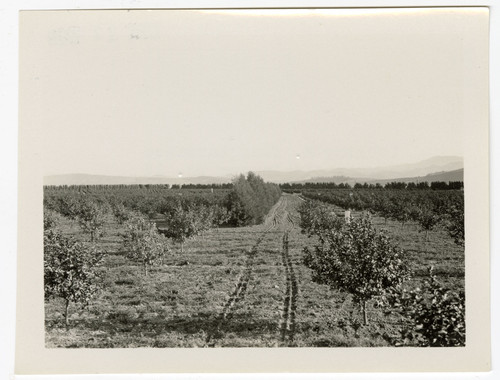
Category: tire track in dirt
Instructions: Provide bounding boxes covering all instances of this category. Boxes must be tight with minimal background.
[204,233,265,347]
[278,230,298,345]
[205,197,289,347]
[205,195,301,347]
[205,230,267,347]
[266,197,287,230]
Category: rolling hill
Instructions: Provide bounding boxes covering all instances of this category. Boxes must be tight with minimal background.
[44,156,463,186]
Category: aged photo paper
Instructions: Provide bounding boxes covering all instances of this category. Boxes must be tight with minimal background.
[16,7,490,374]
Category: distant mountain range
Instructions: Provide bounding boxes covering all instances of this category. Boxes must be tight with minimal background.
[44,156,463,186]
[366,168,464,186]
[256,156,463,183]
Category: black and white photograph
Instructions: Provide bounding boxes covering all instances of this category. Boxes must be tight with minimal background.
[14,5,491,375]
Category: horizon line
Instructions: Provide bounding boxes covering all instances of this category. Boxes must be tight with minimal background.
[44,155,464,179]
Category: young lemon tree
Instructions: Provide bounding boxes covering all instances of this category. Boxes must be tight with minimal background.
[298,199,342,238]
[160,204,212,252]
[303,215,410,325]
[122,215,170,275]
[73,200,108,242]
[416,205,441,242]
[445,199,465,247]
[44,227,105,327]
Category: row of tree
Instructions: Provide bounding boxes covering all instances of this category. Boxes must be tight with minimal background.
[44,187,229,220]
[44,209,176,326]
[44,173,281,230]
[44,173,282,326]
[44,183,233,190]
[301,189,464,245]
[224,172,282,226]
[299,200,465,346]
[280,181,463,191]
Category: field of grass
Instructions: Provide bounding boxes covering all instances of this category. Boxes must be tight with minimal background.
[45,193,464,347]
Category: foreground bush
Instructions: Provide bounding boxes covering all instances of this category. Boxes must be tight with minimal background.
[384,267,465,347]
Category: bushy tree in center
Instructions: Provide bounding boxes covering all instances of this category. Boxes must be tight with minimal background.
[225,172,281,226]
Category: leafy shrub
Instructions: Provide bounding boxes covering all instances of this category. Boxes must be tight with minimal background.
[384,267,465,347]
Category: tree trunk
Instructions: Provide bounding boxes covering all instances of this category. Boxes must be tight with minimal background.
[64,299,70,327]
[425,230,429,241]
[90,231,95,242]
[180,242,184,253]
[362,301,369,325]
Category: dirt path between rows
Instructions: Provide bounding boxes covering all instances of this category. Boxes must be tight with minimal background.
[204,232,265,347]
[205,194,303,347]
[279,230,298,345]
[270,194,302,345]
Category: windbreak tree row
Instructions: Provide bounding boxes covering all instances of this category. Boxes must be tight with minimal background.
[224,172,282,226]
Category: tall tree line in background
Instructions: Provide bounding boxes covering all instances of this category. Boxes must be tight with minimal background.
[225,172,281,226]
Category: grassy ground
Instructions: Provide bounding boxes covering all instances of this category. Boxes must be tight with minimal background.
[45,194,464,347]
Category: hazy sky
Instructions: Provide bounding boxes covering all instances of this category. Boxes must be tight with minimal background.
[22,8,475,177]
